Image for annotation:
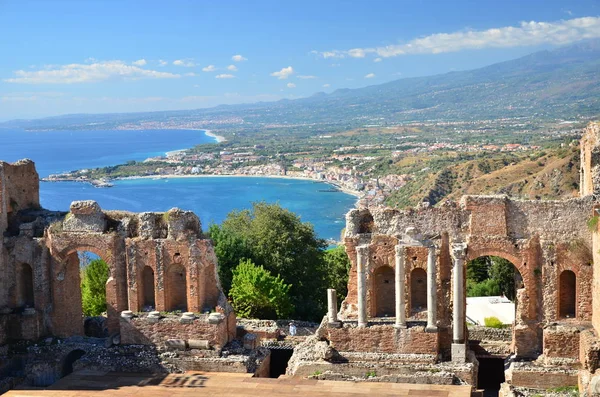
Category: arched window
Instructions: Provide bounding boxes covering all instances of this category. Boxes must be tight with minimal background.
[17,263,34,308]
[373,266,395,317]
[559,270,576,318]
[167,264,187,311]
[410,268,427,312]
[141,266,156,310]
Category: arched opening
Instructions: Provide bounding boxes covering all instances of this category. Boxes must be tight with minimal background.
[373,266,395,317]
[410,268,427,312]
[466,255,523,393]
[61,349,86,378]
[77,251,109,337]
[559,270,576,319]
[167,264,187,312]
[16,263,34,308]
[141,266,156,310]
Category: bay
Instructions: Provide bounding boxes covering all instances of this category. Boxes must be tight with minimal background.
[0,128,355,240]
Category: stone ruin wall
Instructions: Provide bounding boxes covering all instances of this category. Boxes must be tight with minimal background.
[0,161,235,351]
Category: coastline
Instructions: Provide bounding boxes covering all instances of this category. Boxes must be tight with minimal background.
[203,130,227,143]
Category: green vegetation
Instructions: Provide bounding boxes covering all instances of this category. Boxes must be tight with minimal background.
[483,316,504,329]
[209,202,350,320]
[81,259,109,316]
[322,245,351,304]
[467,256,517,301]
[588,215,599,232]
[229,259,293,319]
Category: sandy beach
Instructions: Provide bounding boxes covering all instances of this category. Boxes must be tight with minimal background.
[203,130,227,143]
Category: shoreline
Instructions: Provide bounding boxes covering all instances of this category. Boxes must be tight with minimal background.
[43,173,363,199]
[202,129,227,143]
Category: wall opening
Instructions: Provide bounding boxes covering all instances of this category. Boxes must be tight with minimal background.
[269,348,294,378]
[141,266,156,310]
[77,251,109,338]
[357,212,374,234]
[373,266,395,317]
[410,268,427,312]
[16,263,34,308]
[61,349,86,378]
[167,264,187,312]
[477,357,505,391]
[559,270,576,319]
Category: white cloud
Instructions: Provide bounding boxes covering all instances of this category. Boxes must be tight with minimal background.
[227,64,238,71]
[297,75,316,79]
[158,60,168,67]
[173,59,196,67]
[374,58,382,63]
[322,83,330,88]
[202,65,217,72]
[271,66,294,79]
[287,83,296,88]
[232,54,247,62]
[315,16,600,59]
[215,74,235,79]
[365,73,375,79]
[185,72,197,77]
[4,60,181,84]
[132,59,147,66]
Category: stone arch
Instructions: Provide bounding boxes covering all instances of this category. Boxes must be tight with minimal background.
[141,266,156,310]
[61,349,86,378]
[559,270,576,319]
[15,262,34,308]
[410,268,427,312]
[166,264,187,312]
[372,265,395,317]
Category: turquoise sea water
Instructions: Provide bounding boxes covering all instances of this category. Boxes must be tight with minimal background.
[0,129,355,240]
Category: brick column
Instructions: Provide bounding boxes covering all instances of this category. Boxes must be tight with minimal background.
[394,244,406,328]
[426,244,438,332]
[356,245,369,328]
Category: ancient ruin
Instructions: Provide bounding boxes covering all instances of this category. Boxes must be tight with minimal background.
[1,122,600,395]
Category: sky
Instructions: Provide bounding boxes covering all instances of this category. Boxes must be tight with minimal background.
[0,0,599,121]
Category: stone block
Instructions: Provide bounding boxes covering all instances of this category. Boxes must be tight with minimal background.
[63,200,106,232]
[188,339,210,350]
[208,313,225,324]
[451,343,467,363]
[243,333,258,350]
[165,208,201,240]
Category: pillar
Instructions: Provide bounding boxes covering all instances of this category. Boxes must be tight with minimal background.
[356,245,369,328]
[394,244,406,328]
[451,243,467,362]
[327,288,339,325]
[426,244,438,332]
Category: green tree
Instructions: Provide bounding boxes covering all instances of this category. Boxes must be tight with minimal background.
[81,259,109,316]
[323,245,351,303]
[466,256,517,301]
[466,257,490,283]
[488,257,516,300]
[229,259,293,319]
[210,202,328,320]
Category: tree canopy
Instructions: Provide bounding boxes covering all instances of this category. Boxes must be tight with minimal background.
[466,256,517,300]
[81,258,109,317]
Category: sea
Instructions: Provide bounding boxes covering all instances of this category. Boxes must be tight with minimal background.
[0,129,356,241]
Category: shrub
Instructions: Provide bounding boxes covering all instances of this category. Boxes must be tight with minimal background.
[484,316,504,329]
[81,259,109,316]
[229,259,293,319]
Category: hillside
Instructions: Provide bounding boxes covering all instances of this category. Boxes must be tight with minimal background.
[2,40,599,131]
[385,146,580,208]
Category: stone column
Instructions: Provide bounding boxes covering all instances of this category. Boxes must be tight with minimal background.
[356,245,369,328]
[451,243,467,362]
[327,288,340,326]
[426,244,438,332]
[394,244,406,328]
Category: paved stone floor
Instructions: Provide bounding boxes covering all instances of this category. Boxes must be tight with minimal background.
[6,371,472,396]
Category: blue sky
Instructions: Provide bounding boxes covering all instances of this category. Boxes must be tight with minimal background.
[0,0,599,120]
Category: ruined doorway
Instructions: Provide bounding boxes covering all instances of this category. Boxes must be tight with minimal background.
[141,266,156,310]
[268,347,294,378]
[410,268,427,312]
[374,266,395,317]
[167,264,187,312]
[61,349,86,378]
[477,357,505,394]
[16,263,34,308]
[559,270,576,318]
[76,251,110,337]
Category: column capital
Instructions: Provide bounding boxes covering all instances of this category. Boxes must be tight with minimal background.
[394,244,405,255]
[451,243,467,261]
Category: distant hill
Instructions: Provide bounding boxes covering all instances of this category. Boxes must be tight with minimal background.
[2,40,599,130]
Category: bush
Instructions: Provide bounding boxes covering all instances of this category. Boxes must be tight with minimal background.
[81,259,109,316]
[484,316,504,328]
[229,259,294,319]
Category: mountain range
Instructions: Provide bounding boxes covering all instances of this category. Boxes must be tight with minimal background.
[3,40,599,130]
